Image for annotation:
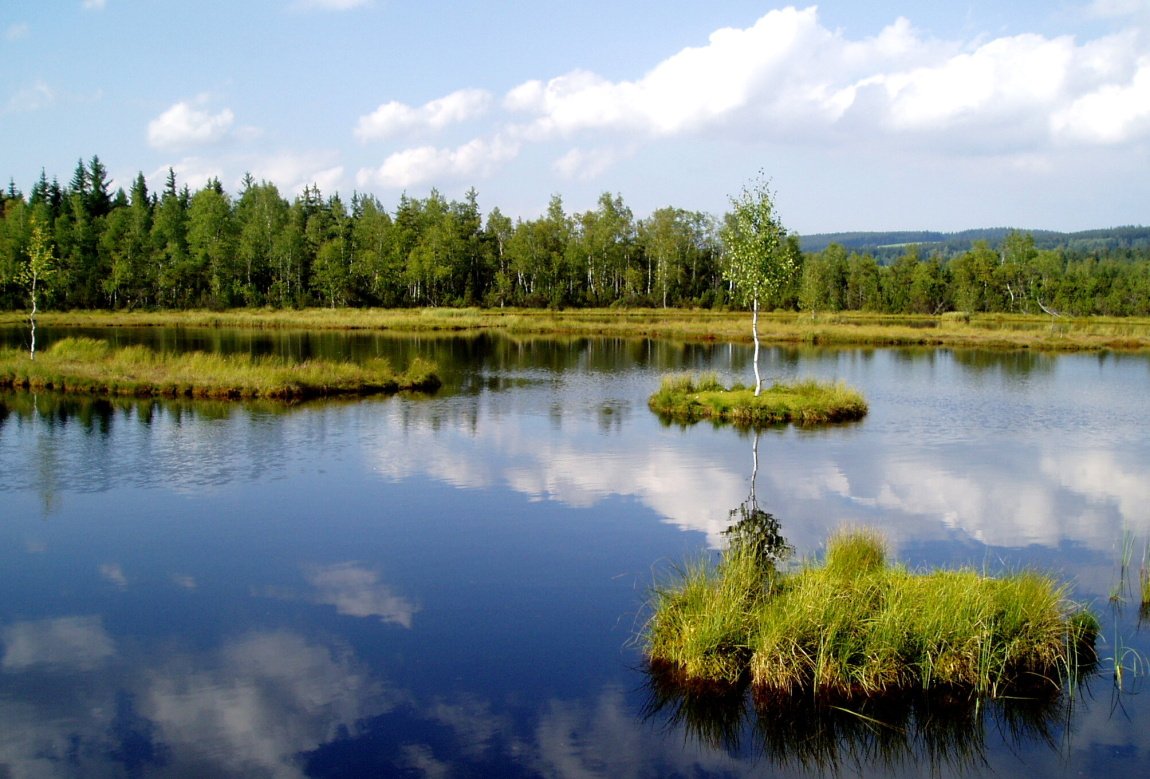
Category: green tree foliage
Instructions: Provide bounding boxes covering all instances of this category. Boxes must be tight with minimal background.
[2,158,1148,316]
[19,214,57,358]
[719,176,798,394]
[800,243,848,313]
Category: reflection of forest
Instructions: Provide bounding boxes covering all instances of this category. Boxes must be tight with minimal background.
[643,662,1073,775]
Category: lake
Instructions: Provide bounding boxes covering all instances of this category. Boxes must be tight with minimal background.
[1,328,1148,777]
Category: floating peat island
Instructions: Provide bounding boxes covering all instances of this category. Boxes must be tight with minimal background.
[648,373,868,426]
[645,529,1097,701]
[0,337,441,400]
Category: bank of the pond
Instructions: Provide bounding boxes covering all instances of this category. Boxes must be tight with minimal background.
[0,337,440,399]
[648,373,868,425]
[645,529,1097,701]
[6,309,1150,352]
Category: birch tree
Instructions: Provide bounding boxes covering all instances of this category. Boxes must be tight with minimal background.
[720,176,796,395]
[20,214,57,359]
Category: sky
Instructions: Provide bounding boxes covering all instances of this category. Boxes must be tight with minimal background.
[2,0,1148,234]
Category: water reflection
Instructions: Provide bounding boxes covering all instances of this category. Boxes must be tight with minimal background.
[0,627,392,777]
[4,339,1150,775]
[642,665,1076,777]
[260,562,421,628]
[722,431,792,569]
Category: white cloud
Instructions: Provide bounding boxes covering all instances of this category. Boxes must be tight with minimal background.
[501,5,1150,158]
[82,0,107,10]
[249,151,345,195]
[872,34,1076,131]
[147,99,236,150]
[1,616,115,671]
[1051,55,1150,143]
[356,134,519,188]
[5,80,54,113]
[355,88,492,141]
[553,146,632,180]
[149,157,225,195]
[294,0,371,9]
[1086,0,1149,18]
[4,22,29,41]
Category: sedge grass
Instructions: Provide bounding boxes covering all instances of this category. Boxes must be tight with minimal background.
[0,337,440,400]
[1141,540,1150,615]
[648,373,868,426]
[8,308,1150,352]
[645,529,1097,702]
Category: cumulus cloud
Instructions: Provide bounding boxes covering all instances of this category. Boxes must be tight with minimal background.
[1050,55,1150,144]
[245,150,345,195]
[501,5,1150,156]
[147,99,235,150]
[356,134,519,188]
[355,88,492,141]
[553,146,633,180]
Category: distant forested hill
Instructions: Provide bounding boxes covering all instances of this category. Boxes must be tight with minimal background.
[799,225,1150,261]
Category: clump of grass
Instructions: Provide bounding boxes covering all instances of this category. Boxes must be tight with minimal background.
[645,529,1096,702]
[645,545,777,687]
[648,373,868,426]
[0,337,441,399]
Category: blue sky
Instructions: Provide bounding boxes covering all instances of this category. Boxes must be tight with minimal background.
[2,0,1148,233]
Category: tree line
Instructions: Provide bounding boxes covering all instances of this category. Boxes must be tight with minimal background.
[2,156,1149,317]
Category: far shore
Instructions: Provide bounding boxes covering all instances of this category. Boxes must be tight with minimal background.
[3,308,1150,352]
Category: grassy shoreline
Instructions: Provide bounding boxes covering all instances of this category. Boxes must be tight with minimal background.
[649,373,868,425]
[4,308,1150,351]
[0,337,441,400]
[645,529,1097,701]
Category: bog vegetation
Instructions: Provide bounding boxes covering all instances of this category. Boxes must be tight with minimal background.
[645,528,1098,701]
[648,373,868,425]
[0,336,440,399]
[2,156,1149,316]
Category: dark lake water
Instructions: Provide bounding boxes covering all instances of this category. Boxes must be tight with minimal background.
[2,327,1149,777]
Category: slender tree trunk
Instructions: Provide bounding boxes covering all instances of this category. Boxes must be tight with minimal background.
[752,296,762,396]
[749,430,759,505]
[29,287,37,361]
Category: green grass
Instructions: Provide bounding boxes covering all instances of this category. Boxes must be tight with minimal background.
[648,372,868,425]
[645,529,1097,702]
[7,308,1150,351]
[0,337,441,400]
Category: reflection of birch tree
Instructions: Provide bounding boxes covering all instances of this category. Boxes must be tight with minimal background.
[33,395,61,516]
[723,430,791,571]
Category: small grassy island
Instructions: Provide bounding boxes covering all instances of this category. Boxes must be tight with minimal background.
[648,372,868,425]
[0,337,441,400]
[645,529,1098,701]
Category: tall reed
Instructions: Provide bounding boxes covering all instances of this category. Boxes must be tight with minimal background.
[646,529,1096,702]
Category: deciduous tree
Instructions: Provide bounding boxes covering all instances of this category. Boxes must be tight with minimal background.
[720,176,797,395]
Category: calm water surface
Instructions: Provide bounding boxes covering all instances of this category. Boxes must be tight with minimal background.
[1,329,1148,777]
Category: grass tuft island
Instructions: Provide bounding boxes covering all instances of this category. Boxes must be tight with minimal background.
[648,372,868,425]
[0,337,441,400]
[645,529,1098,701]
